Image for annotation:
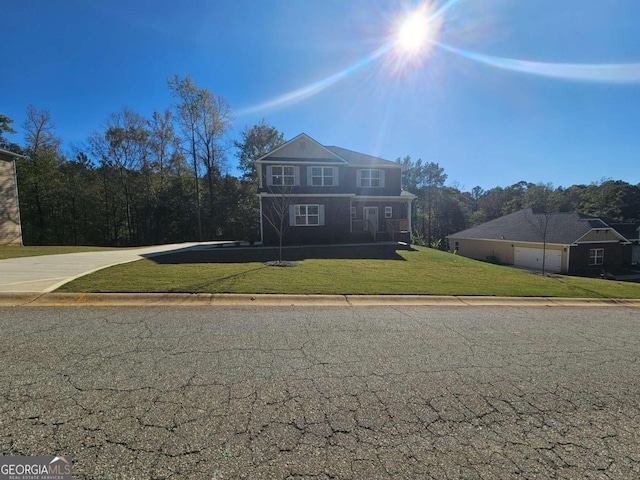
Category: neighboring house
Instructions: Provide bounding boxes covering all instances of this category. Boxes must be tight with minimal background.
[257,133,416,245]
[0,148,23,245]
[448,209,632,275]
[609,222,640,265]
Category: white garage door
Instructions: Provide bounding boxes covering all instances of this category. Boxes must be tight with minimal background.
[514,247,562,273]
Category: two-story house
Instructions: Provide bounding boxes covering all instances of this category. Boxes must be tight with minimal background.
[257,133,416,245]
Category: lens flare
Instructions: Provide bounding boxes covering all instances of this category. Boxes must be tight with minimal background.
[237,0,640,117]
[437,41,640,84]
[237,45,391,116]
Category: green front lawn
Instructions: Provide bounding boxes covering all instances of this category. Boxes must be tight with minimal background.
[57,245,640,298]
[0,245,125,260]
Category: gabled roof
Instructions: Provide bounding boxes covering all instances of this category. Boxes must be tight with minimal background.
[255,133,347,164]
[325,146,400,168]
[608,222,640,241]
[255,133,399,168]
[449,209,626,245]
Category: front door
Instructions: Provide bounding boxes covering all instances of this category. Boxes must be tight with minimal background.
[363,207,378,232]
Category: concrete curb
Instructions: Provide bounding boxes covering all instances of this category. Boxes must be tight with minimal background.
[1,293,640,307]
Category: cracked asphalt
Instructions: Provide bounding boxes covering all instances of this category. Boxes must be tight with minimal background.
[1,306,639,479]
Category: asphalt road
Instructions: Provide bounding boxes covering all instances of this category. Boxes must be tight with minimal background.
[1,306,638,479]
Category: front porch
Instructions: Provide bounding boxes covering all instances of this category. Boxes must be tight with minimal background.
[351,218,411,243]
[350,195,414,243]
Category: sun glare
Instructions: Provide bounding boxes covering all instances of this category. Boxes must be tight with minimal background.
[392,2,442,73]
[396,4,438,57]
[397,9,431,54]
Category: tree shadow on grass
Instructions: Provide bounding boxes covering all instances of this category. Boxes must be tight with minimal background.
[144,244,416,264]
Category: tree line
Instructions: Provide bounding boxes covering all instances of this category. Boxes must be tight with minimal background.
[1,76,282,246]
[1,76,639,247]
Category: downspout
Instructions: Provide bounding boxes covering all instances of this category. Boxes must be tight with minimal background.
[349,199,353,233]
[408,198,413,238]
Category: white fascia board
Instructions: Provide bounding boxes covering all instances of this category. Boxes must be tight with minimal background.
[353,195,415,201]
[452,237,567,247]
[400,191,418,199]
[349,164,402,170]
[258,193,355,198]
[574,240,631,245]
[0,148,28,160]
[259,160,345,165]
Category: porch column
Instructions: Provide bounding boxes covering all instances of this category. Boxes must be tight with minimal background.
[349,199,353,233]
[259,196,264,244]
[407,199,412,237]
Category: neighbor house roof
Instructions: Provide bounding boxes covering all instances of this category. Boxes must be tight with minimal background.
[449,209,623,245]
[608,222,640,241]
[0,148,27,161]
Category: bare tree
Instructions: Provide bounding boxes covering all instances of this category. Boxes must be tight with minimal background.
[87,108,149,244]
[168,75,232,240]
[21,106,63,243]
[261,184,294,264]
[523,208,557,275]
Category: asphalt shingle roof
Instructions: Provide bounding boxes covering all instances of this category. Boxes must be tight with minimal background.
[449,209,611,245]
[325,146,399,168]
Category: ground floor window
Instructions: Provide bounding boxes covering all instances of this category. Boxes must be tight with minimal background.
[385,206,393,218]
[351,206,356,219]
[294,204,320,226]
[589,248,604,265]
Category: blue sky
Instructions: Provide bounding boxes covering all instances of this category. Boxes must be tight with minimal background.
[2,0,640,191]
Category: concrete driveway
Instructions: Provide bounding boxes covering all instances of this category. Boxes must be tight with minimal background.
[0,242,221,293]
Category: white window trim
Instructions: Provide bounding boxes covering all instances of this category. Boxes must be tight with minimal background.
[358,169,385,188]
[267,165,299,186]
[289,204,325,227]
[589,248,604,265]
[309,166,336,186]
[351,206,356,219]
[385,206,392,218]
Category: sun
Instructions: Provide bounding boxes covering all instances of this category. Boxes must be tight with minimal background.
[394,3,440,59]
[398,10,431,53]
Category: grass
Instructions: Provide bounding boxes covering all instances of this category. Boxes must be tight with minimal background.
[57,244,640,298]
[0,245,127,260]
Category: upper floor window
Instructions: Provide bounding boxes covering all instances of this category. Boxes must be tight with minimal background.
[358,169,384,188]
[589,248,604,265]
[310,167,334,186]
[271,165,296,186]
